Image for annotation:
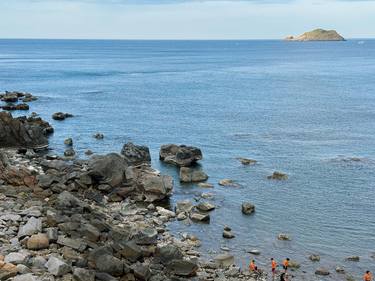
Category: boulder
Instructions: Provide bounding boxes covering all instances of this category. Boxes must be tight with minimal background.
[166,260,198,277]
[4,252,30,265]
[175,200,193,214]
[268,171,288,180]
[0,111,49,149]
[118,241,143,262]
[214,254,235,268]
[315,268,330,276]
[88,153,127,187]
[223,230,235,239]
[159,144,202,166]
[247,249,261,255]
[190,212,210,222]
[335,266,345,273]
[196,202,215,212]
[156,244,184,265]
[94,254,123,276]
[45,256,71,276]
[179,167,208,183]
[27,233,50,250]
[18,217,42,238]
[121,142,151,165]
[73,268,95,281]
[241,202,255,215]
[132,264,151,281]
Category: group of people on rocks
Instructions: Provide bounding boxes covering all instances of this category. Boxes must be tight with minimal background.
[248,258,373,281]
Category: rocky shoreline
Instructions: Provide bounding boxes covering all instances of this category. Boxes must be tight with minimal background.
[0,92,266,281]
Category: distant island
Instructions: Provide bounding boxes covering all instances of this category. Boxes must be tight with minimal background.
[285,28,345,41]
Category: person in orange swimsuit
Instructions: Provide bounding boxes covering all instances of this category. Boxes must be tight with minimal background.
[283,258,290,272]
[364,271,372,281]
[271,258,277,277]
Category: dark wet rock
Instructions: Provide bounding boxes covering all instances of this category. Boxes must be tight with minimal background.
[315,268,330,276]
[309,254,320,262]
[121,142,151,165]
[335,266,345,273]
[159,144,202,167]
[1,91,19,102]
[346,256,360,262]
[267,171,288,180]
[52,112,73,121]
[166,260,198,277]
[0,111,49,149]
[88,153,127,187]
[93,133,104,139]
[1,103,30,111]
[241,202,255,215]
[179,167,208,183]
[85,149,94,156]
[64,138,73,146]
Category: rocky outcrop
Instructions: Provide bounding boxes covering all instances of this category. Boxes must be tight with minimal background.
[52,112,73,121]
[267,171,288,180]
[121,142,151,166]
[241,202,255,215]
[0,112,51,149]
[285,29,345,41]
[159,144,202,167]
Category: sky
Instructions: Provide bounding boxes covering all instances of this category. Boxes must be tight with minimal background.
[0,0,374,39]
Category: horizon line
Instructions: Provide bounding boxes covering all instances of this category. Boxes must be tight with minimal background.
[0,37,374,41]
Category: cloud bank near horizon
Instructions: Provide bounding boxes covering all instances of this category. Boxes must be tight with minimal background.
[0,0,374,39]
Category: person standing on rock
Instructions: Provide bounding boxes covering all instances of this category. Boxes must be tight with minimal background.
[271,258,277,278]
[283,258,290,272]
[364,271,372,281]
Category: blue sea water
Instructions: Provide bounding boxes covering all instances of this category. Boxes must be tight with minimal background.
[1,39,375,280]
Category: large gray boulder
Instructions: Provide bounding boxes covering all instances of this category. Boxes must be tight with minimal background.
[126,166,173,202]
[0,112,50,149]
[166,260,198,277]
[159,144,202,167]
[88,153,128,187]
[121,142,151,166]
[45,256,71,276]
[179,167,208,183]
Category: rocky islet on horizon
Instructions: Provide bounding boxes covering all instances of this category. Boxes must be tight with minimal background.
[285,28,345,41]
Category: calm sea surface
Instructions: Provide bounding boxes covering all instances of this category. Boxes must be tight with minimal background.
[1,39,375,280]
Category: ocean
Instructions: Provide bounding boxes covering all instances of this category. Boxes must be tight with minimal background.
[1,39,375,280]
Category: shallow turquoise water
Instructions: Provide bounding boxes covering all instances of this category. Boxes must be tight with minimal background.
[1,39,375,280]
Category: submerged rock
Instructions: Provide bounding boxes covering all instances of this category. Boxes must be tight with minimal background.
[268,171,288,180]
[93,132,104,139]
[237,157,257,165]
[64,138,73,146]
[277,233,291,241]
[315,267,330,276]
[309,254,320,262]
[159,144,202,167]
[346,256,360,262]
[218,179,238,187]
